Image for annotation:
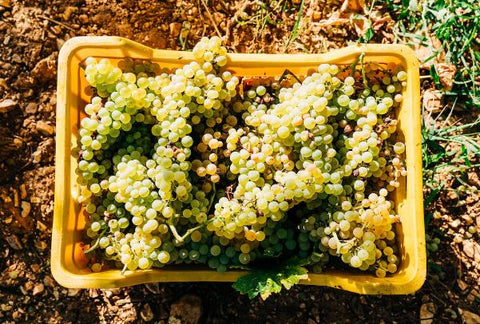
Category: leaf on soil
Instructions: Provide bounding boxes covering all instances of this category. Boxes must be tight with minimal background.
[371,11,393,32]
[318,0,365,27]
[423,89,443,112]
[318,12,350,27]
[232,262,308,300]
[340,0,365,14]
[435,63,457,91]
[413,35,445,68]
[317,0,380,39]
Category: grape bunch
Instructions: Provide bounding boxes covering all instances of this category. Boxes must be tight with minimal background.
[77,37,407,278]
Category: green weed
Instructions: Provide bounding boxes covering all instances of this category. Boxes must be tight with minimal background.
[383,0,480,108]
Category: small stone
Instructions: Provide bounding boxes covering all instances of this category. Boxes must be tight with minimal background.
[459,309,480,323]
[463,241,475,259]
[88,289,99,298]
[12,188,19,207]
[169,22,182,37]
[169,295,202,324]
[32,283,44,296]
[67,288,81,297]
[5,234,22,250]
[420,302,436,324]
[1,304,12,311]
[0,99,17,113]
[24,281,34,291]
[36,220,47,232]
[63,6,77,20]
[450,219,461,228]
[30,264,40,272]
[20,184,27,199]
[21,201,31,217]
[25,102,37,114]
[78,14,88,23]
[31,197,41,203]
[116,298,131,306]
[31,53,57,82]
[43,276,55,287]
[0,0,11,8]
[140,303,154,322]
[457,279,468,291]
[36,121,55,136]
[56,38,65,50]
[12,54,21,63]
[453,234,463,244]
[34,240,47,251]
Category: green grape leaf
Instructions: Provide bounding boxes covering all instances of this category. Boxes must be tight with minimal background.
[232,263,308,300]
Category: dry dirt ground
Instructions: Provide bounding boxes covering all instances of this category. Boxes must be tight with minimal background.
[0,0,479,323]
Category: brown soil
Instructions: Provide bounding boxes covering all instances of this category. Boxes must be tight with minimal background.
[0,0,479,323]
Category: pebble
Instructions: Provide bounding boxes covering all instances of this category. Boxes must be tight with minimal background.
[420,302,435,324]
[457,279,468,291]
[32,283,44,296]
[169,295,202,324]
[34,240,47,251]
[43,276,55,287]
[21,201,31,217]
[459,309,480,323]
[31,197,41,203]
[88,289,99,298]
[24,281,34,292]
[20,184,27,199]
[63,6,77,20]
[463,241,475,259]
[5,234,22,250]
[36,121,55,135]
[25,102,37,114]
[0,99,17,113]
[67,288,81,297]
[78,14,88,23]
[140,303,154,322]
[0,0,11,8]
[30,264,40,272]
[36,220,48,232]
[103,288,121,297]
[169,22,182,37]
[449,219,461,228]
[56,38,65,50]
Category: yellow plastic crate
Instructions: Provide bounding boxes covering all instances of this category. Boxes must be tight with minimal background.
[52,36,425,294]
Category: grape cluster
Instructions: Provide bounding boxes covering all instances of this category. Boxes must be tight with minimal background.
[77,37,407,277]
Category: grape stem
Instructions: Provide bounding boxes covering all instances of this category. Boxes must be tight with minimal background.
[207,182,216,213]
[168,218,214,243]
[350,53,367,87]
[84,228,107,254]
